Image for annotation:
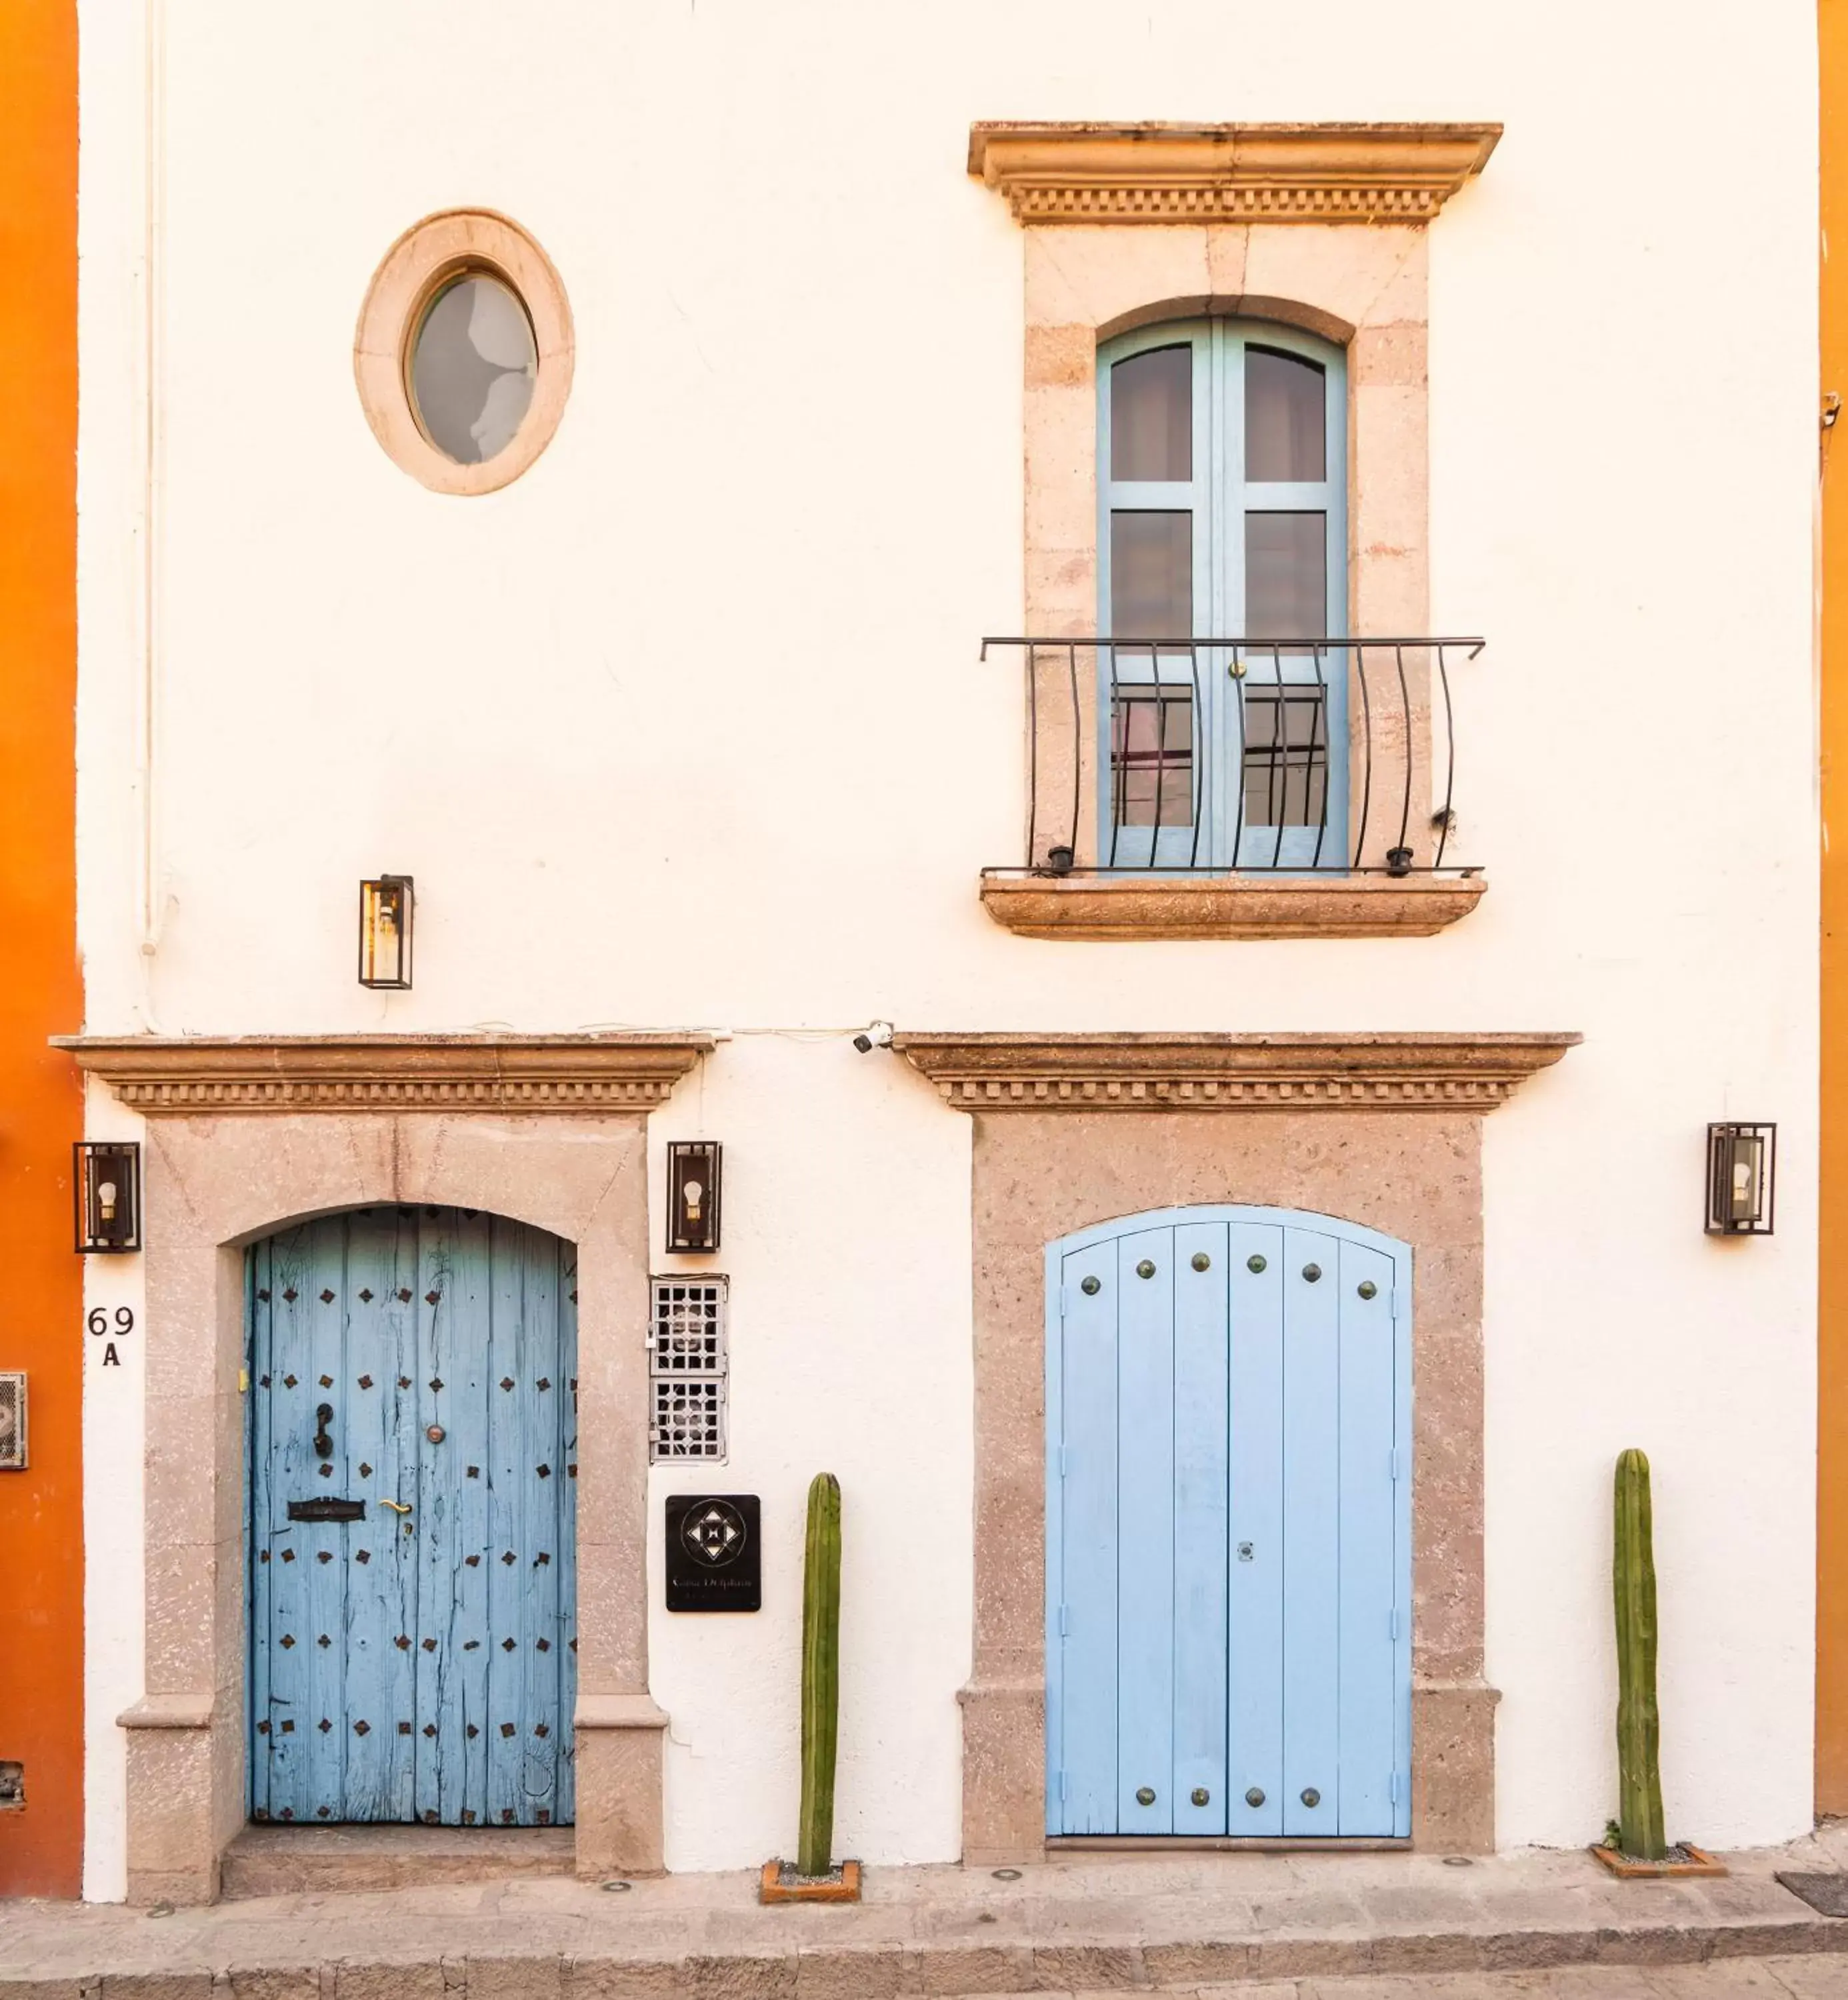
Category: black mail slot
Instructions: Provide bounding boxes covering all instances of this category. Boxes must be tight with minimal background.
[287,1497,367,1523]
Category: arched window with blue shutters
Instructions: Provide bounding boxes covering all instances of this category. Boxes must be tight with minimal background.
[1098,320,1348,869]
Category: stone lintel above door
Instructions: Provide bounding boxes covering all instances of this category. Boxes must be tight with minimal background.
[54,1031,715,1113]
[893,1030,1579,1113]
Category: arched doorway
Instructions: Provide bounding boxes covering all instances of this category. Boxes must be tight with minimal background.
[248,1206,577,1827]
[1045,1204,1410,1839]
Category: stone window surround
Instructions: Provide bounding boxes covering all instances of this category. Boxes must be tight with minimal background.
[353,207,575,499]
[892,1029,1578,1858]
[969,121,1501,941]
[55,1033,711,1907]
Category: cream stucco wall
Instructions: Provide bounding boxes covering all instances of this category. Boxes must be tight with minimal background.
[77,0,1818,1892]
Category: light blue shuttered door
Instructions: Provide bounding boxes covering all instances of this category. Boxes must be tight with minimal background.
[249,1207,577,1826]
[1046,1207,1409,1839]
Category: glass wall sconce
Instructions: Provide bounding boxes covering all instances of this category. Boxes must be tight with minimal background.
[1706,1121,1775,1236]
[75,1141,141,1253]
[667,1141,723,1254]
[359,875,414,989]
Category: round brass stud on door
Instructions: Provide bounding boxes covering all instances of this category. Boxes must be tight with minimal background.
[1137,1260,1156,1279]
[1191,1787,1210,1807]
[1301,1787,1321,1808]
[1135,1786,1156,1806]
[1301,1263,1322,1283]
[1247,1254,1267,1273]
[1358,1280,1378,1300]
[1081,1275,1101,1295]
[425,1425,445,1444]
[1245,1787,1265,1807]
[1191,1252,1211,1271]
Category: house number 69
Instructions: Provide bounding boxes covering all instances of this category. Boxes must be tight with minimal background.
[87,1306,135,1367]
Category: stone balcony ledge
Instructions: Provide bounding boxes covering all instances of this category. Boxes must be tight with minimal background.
[980,869,1487,941]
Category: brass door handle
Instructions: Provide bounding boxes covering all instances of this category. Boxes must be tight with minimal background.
[379,1500,412,1515]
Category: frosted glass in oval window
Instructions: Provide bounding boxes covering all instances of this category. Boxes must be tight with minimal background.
[1245,347,1325,483]
[1111,345,1192,481]
[410,273,538,465]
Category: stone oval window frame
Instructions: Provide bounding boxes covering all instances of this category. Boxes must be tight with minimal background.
[354,208,574,497]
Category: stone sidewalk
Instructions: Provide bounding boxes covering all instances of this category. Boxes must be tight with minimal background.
[9,1829,1848,1997]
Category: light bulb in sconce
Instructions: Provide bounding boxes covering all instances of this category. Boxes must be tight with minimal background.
[97,1181,118,1223]
[683,1180,704,1223]
[1732,1157,1754,1212]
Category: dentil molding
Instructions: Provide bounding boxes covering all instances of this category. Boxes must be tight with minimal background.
[53,1033,714,1113]
[893,1031,1577,1111]
[968,121,1501,225]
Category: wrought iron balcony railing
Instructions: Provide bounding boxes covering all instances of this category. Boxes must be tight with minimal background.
[982,636,1485,879]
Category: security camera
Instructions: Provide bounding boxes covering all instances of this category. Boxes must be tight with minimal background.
[852,1020,895,1054]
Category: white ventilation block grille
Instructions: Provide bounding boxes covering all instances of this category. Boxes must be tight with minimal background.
[0,1374,26,1471]
[649,1277,727,1462]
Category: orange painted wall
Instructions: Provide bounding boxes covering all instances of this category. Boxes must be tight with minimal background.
[0,0,84,1898]
[1823,0,1848,1817]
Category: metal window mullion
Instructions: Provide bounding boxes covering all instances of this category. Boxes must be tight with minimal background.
[1209,321,1235,866]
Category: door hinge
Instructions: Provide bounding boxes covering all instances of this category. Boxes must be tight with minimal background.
[1394,1284,1411,1321]
[1390,1771,1401,1804]
[1058,1443,1069,1478]
[1058,1604,1070,1636]
[1058,1769,1069,1801]
[1389,1607,1400,1641]
[1389,1448,1401,1483]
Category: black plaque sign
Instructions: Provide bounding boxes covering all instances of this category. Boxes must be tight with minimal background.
[665,1493,761,1611]
[287,1497,367,1523]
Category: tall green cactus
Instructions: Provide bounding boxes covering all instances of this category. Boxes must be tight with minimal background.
[1613,1448,1667,1861]
[797,1472,842,1879]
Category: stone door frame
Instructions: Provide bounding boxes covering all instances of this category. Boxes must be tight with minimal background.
[58,1034,711,1906]
[893,1030,1577,1860]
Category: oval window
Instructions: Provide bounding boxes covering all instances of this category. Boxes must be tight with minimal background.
[357,210,573,495]
[407,271,538,465]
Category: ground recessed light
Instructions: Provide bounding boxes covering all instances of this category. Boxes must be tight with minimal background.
[991,1866,1023,1881]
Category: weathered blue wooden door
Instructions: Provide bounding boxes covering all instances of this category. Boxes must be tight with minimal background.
[249,1207,577,1826]
[1046,1205,1410,1838]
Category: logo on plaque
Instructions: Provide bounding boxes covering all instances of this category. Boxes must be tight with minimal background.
[681,1498,747,1567]
[665,1493,761,1611]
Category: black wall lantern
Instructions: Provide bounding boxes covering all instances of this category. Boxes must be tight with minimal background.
[75,1141,142,1254]
[666,1141,722,1254]
[1706,1121,1775,1236]
[359,875,414,989]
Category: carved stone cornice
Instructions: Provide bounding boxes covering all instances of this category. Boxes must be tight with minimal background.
[53,1033,714,1113]
[968,121,1501,225]
[893,1031,1577,1112]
